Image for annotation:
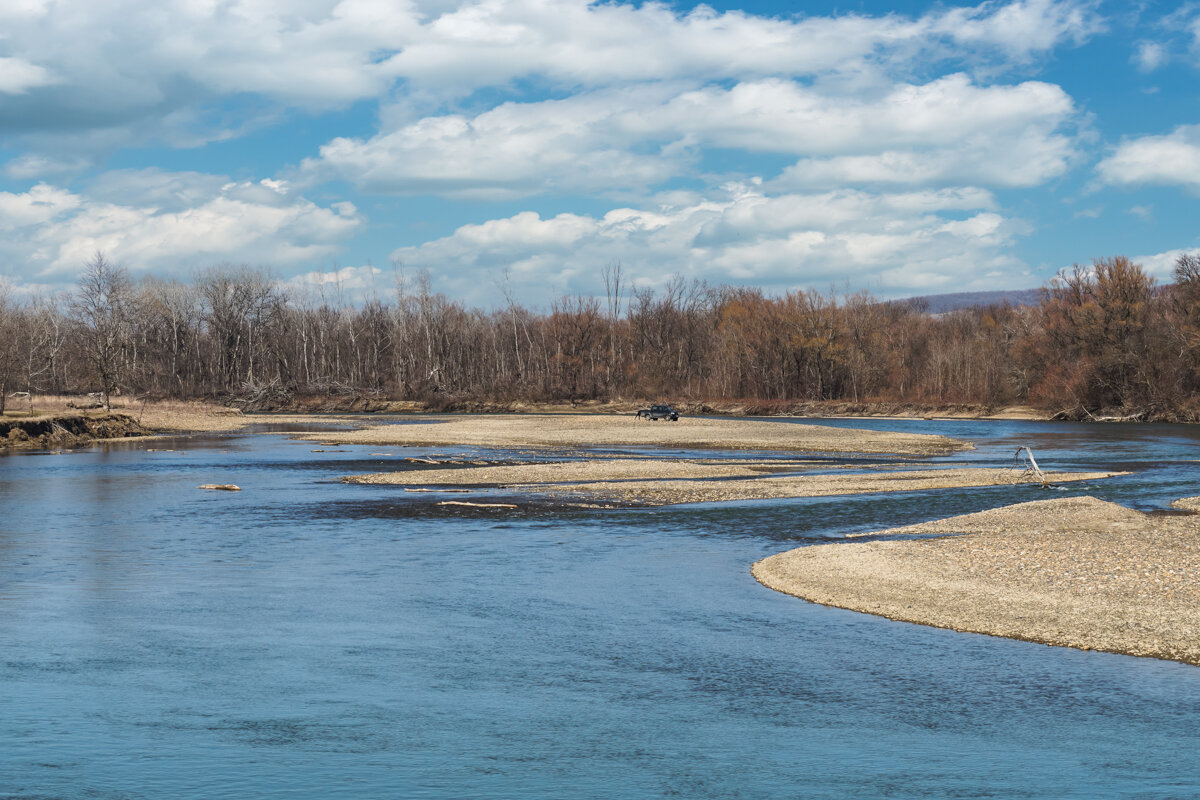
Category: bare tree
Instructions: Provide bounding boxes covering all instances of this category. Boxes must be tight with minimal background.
[197,265,282,390]
[0,281,17,415]
[71,253,132,411]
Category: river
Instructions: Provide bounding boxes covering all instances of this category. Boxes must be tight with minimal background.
[2,418,1199,798]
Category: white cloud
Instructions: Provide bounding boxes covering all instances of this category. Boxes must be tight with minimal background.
[1096,125,1200,190]
[390,185,1028,306]
[386,0,1099,91]
[0,57,56,94]
[648,75,1075,156]
[0,173,361,282]
[1133,247,1198,280]
[308,85,688,198]
[3,153,92,180]
[932,0,1102,56]
[311,75,1081,196]
[1133,40,1168,72]
[0,0,1100,143]
[285,265,391,302]
[0,183,82,228]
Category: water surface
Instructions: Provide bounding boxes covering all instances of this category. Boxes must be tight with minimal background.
[2,419,1199,799]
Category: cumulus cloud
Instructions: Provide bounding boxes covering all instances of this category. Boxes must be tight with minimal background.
[0,0,1099,142]
[1096,125,1200,191]
[0,0,1104,297]
[308,85,689,199]
[311,74,1081,196]
[0,172,361,282]
[390,185,1029,306]
[1133,247,1199,280]
[284,265,393,302]
[386,0,1100,91]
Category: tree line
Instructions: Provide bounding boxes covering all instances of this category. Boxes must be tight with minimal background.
[2,253,1199,420]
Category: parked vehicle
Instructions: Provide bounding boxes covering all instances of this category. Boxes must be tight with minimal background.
[636,404,680,421]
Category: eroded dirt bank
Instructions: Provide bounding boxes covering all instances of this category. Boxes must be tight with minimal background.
[0,413,149,449]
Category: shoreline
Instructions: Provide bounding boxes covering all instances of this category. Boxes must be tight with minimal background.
[7,396,1197,454]
[752,496,1200,666]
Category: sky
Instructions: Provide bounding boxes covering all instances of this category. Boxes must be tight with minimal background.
[1,0,1199,308]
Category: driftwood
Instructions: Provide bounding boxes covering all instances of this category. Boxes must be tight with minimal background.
[436,500,517,509]
[405,457,439,464]
[405,487,471,493]
[1054,405,1149,423]
[1012,447,1048,487]
[198,484,241,491]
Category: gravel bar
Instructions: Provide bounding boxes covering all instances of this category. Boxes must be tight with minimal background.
[310,413,969,455]
[753,496,1200,666]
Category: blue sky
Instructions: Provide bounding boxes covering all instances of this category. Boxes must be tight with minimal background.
[1,0,1198,307]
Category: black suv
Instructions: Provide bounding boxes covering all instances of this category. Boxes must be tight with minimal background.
[636,404,680,421]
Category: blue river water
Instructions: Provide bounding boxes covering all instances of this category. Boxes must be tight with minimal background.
[2,417,1199,799]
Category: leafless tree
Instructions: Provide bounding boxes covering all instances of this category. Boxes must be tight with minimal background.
[71,253,132,411]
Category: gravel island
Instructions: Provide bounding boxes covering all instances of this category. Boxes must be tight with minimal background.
[309,413,969,455]
[753,496,1200,666]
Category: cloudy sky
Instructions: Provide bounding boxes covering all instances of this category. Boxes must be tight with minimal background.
[1,0,1197,305]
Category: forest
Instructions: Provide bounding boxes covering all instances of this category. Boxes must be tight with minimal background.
[2,253,1199,420]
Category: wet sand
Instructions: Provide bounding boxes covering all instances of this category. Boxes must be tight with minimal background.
[347,459,1120,506]
[311,413,968,455]
[753,496,1200,666]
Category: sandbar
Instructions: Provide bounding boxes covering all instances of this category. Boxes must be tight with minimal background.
[346,458,799,485]
[310,413,968,455]
[346,459,1120,506]
[753,496,1200,665]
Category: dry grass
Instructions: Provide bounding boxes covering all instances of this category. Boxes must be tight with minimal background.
[0,395,366,434]
[754,496,1200,666]
[1,395,249,431]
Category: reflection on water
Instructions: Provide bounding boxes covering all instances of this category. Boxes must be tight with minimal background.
[2,419,1199,799]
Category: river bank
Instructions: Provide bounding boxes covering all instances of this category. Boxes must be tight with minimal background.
[0,412,150,450]
[753,496,1200,666]
[231,393,1055,421]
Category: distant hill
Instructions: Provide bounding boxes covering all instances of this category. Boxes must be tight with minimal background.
[897,288,1042,314]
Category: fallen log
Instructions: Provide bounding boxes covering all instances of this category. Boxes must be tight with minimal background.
[1012,447,1048,487]
[198,484,241,491]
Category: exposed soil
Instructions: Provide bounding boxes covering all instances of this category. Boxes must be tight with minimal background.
[0,413,149,450]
